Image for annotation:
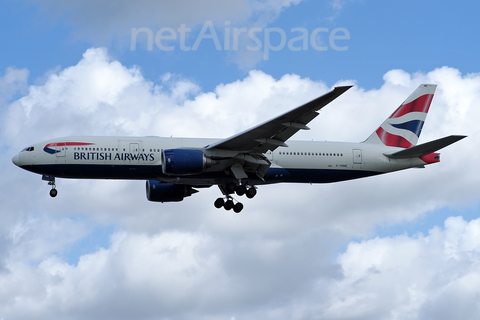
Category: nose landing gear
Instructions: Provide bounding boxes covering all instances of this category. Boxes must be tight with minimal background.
[49,185,58,197]
[42,174,57,198]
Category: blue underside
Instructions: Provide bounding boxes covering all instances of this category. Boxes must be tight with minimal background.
[20,164,381,185]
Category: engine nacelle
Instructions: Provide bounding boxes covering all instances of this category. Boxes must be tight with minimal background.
[146,180,197,202]
[162,149,214,175]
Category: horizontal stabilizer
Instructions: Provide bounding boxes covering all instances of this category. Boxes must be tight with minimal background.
[384,135,466,159]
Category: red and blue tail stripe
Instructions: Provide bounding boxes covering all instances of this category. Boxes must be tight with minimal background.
[366,84,437,148]
[375,126,416,148]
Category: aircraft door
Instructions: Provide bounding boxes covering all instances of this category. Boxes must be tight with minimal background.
[266,150,273,161]
[353,149,362,165]
[129,143,139,154]
[55,142,66,157]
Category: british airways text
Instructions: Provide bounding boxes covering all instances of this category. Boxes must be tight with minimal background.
[73,152,155,161]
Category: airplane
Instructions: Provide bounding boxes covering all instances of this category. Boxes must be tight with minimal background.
[12,84,466,213]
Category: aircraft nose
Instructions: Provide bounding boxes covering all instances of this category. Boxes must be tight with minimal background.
[12,154,20,166]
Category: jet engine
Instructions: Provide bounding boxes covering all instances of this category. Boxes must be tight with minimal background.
[146,180,198,202]
[162,149,215,175]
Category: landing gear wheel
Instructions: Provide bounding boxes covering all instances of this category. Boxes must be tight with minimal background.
[49,188,58,198]
[215,185,249,212]
[246,187,257,199]
[224,199,234,210]
[226,182,237,194]
[236,185,247,196]
[233,202,244,213]
[214,198,225,209]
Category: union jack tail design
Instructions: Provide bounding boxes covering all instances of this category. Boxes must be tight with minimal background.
[365,84,437,148]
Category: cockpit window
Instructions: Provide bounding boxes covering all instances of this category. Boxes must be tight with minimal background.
[21,147,34,152]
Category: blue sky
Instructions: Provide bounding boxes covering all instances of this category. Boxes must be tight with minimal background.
[4,1,479,91]
[1,1,480,319]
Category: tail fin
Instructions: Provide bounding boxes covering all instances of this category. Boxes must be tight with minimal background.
[364,84,437,148]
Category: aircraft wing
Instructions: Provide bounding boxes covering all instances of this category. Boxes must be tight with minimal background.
[205,86,353,154]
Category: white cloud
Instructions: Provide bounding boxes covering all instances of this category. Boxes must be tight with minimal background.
[317,216,480,320]
[0,67,29,103]
[2,48,480,319]
[331,0,347,10]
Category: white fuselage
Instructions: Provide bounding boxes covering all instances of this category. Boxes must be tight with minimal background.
[13,136,429,186]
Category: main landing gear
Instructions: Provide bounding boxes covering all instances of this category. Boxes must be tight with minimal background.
[214,182,257,213]
[42,174,57,198]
